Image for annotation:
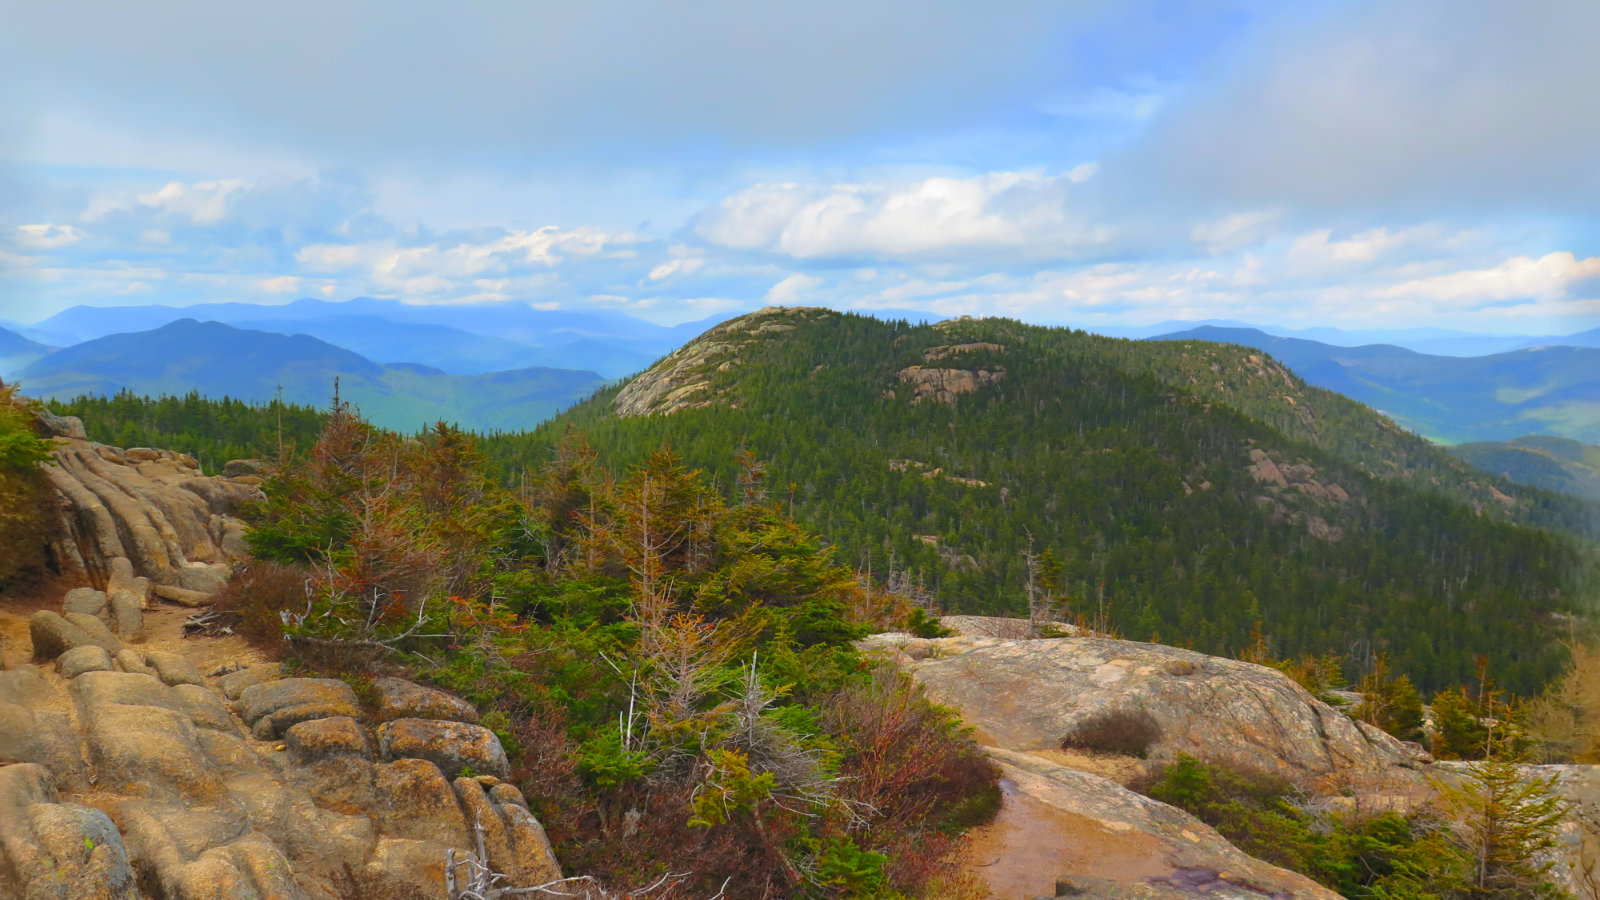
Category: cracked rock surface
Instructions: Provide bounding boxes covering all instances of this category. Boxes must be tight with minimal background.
[0,589,560,900]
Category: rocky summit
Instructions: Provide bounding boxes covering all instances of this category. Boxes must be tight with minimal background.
[0,417,562,899]
[0,588,561,899]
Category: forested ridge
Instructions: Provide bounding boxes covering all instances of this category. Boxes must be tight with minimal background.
[481,309,1598,694]
[35,309,1600,693]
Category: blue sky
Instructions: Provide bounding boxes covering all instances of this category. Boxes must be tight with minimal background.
[3,0,1598,333]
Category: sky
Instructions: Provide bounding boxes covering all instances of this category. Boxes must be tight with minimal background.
[3,0,1599,333]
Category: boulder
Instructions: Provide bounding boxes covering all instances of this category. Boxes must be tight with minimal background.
[370,676,479,723]
[373,758,471,847]
[378,718,510,779]
[115,648,157,677]
[284,716,371,766]
[217,663,281,700]
[72,670,225,802]
[223,459,269,478]
[58,644,114,678]
[30,610,122,661]
[453,776,563,886]
[32,408,88,440]
[63,586,110,620]
[0,763,138,900]
[152,583,214,607]
[236,677,361,740]
[142,650,204,687]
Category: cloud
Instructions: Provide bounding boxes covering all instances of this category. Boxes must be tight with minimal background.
[137,180,245,225]
[13,224,84,250]
[1375,252,1600,305]
[696,169,1104,261]
[259,275,300,293]
[294,226,638,300]
[1,1,1121,165]
[648,256,705,281]
[765,273,823,305]
[1115,0,1600,213]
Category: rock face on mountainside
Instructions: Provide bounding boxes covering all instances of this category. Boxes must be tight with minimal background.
[613,306,834,417]
[863,629,1432,899]
[0,586,560,899]
[33,411,260,596]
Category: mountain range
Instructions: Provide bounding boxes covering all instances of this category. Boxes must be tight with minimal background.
[1151,326,1600,444]
[17,319,606,433]
[6,297,726,379]
[1103,318,1600,356]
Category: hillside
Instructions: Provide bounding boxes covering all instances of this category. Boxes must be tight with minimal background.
[1153,325,1600,444]
[18,319,605,433]
[1450,435,1600,503]
[479,307,1596,694]
[0,325,54,380]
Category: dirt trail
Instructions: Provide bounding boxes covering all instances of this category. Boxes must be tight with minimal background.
[958,773,1171,899]
[0,591,270,675]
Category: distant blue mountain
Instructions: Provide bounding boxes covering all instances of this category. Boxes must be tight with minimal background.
[1098,319,1600,356]
[1151,326,1600,444]
[19,319,606,433]
[0,325,56,381]
[23,297,735,378]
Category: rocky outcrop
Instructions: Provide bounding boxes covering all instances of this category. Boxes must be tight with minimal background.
[893,364,1005,405]
[39,424,261,597]
[863,628,1428,899]
[614,306,834,417]
[865,632,1426,790]
[0,592,561,899]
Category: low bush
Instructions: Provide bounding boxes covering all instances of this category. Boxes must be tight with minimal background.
[0,384,59,594]
[209,560,312,646]
[1061,706,1162,758]
[1137,754,1475,899]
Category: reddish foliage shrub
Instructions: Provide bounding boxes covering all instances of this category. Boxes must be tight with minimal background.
[825,669,1001,893]
[210,561,312,648]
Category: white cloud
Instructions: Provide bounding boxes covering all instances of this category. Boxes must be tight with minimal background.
[648,256,704,281]
[137,179,246,225]
[295,226,637,299]
[765,273,823,305]
[1375,252,1600,304]
[14,224,84,250]
[259,275,300,293]
[696,170,1106,261]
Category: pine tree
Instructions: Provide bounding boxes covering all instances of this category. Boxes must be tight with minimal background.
[1436,756,1569,898]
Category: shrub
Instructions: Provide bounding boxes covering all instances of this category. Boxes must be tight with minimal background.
[1061,707,1162,758]
[0,384,58,593]
[209,560,312,646]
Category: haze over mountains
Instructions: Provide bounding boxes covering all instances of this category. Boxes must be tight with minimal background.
[17,319,606,433]
[4,297,726,379]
